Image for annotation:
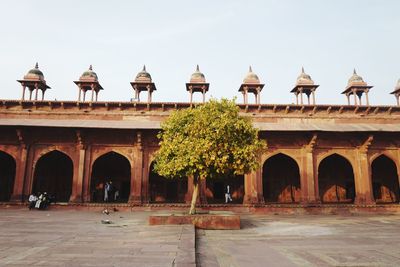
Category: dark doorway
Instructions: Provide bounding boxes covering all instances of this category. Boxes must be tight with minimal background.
[206,175,244,204]
[149,162,187,203]
[33,151,73,202]
[372,155,399,203]
[318,154,355,203]
[262,153,301,203]
[0,151,16,201]
[91,152,131,203]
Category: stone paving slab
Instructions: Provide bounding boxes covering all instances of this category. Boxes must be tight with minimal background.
[0,210,195,267]
[197,214,400,266]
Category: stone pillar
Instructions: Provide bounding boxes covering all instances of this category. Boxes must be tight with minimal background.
[202,87,206,103]
[365,90,370,106]
[90,84,95,102]
[243,167,264,205]
[129,132,143,203]
[10,145,29,202]
[82,145,92,202]
[69,144,86,203]
[189,87,193,104]
[22,145,35,200]
[41,90,45,101]
[300,148,319,204]
[354,149,374,205]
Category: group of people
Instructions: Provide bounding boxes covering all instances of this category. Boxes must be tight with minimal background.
[28,192,53,210]
[104,181,119,202]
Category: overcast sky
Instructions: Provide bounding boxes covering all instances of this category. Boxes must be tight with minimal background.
[0,0,399,105]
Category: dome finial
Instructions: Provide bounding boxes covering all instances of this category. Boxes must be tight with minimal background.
[143,65,146,72]
[196,64,200,72]
[35,62,39,69]
[353,68,357,75]
[301,66,305,73]
[249,66,253,72]
[89,65,93,71]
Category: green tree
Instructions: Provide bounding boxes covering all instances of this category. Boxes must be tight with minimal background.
[153,99,266,214]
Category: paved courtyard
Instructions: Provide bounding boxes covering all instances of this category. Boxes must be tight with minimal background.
[0,208,399,266]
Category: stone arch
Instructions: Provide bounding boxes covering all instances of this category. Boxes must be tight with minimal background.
[262,153,301,203]
[262,150,301,168]
[90,151,131,202]
[0,150,16,201]
[33,147,74,168]
[371,154,399,203]
[370,151,398,166]
[148,161,187,203]
[318,153,355,203]
[91,148,133,168]
[32,150,73,202]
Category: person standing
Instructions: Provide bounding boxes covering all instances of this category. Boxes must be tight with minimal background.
[104,181,110,202]
[225,185,233,203]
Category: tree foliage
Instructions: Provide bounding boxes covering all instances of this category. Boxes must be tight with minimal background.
[154,98,266,180]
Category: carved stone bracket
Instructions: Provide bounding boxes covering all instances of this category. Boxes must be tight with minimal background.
[358,135,374,154]
[304,133,318,152]
[76,130,85,150]
[16,129,26,149]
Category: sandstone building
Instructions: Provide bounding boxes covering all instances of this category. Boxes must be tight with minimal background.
[1,64,399,208]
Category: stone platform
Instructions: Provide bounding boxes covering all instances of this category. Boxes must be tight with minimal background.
[149,211,241,230]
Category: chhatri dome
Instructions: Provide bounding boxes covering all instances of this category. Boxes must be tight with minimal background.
[24,63,45,81]
[296,67,314,85]
[135,65,152,83]
[347,69,366,86]
[190,65,206,83]
[395,78,400,90]
[80,65,98,81]
[243,66,260,84]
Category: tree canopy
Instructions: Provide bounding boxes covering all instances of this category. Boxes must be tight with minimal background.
[154,98,266,214]
[154,98,266,180]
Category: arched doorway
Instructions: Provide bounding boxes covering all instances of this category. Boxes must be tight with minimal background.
[318,154,355,203]
[372,155,399,203]
[149,162,187,203]
[91,152,131,202]
[263,153,301,203]
[206,175,244,204]
[0,151,16,201]
[33,150,73,202]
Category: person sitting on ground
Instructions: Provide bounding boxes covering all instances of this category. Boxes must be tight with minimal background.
[28,193,38,210]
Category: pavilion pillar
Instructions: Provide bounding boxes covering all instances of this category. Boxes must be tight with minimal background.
[34,83,39,101]
[10,145,29,202]
[189,88,193,104]
[202,87,206,103]
[41,90,45,101]
[29,89,33,100]
[312,90,316,105]
[129,132,144,204]
[21,85,26,101]
[354,146,375,205]
[300,88,304,105]
[346,93,350,105]
[353,90,358,106]
[70,139,86,203]
[95,91,98,102]
[78,85,82,101]
[147,86,151,103]
[295,93,299,105]
[396,94,399,106]
[90,85,95,102]
[83,91,86,102]
[365,90,370,106]
[242,91,246,104]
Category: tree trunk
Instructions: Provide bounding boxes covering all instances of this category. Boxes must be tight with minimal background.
[189,176,199,215]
